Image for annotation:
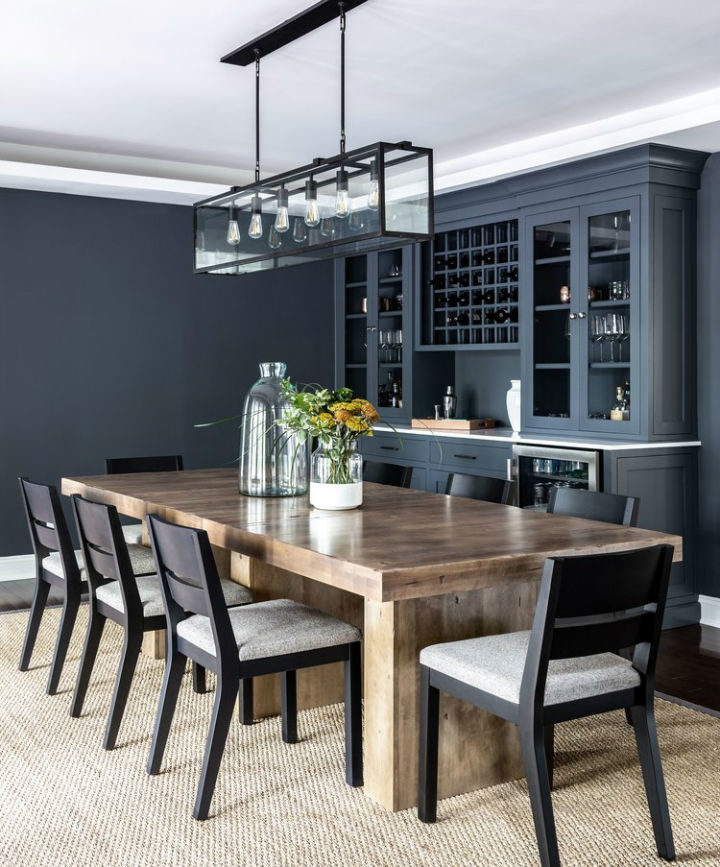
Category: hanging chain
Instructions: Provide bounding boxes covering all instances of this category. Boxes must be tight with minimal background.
[254,48,261,182]
[339,1,346,154]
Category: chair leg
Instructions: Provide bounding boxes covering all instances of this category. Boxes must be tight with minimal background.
[46,591,81,695]
[624,707,634,727]
[238,678,254,725]
[344,642,363,787]
[418,665,440,822]
[103,630,143,750]
[19,577,50,671]
[519,722,561,867]
[544,724,555,790]
[281,670,298,744]
[70,610,106,717]
[192,662,206,694]
[630,703,675,861]
[193,676,239,821]
[147,651,187,775]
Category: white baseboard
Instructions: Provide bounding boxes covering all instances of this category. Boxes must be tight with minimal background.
[699,594,720,628]
[0,554,36,583]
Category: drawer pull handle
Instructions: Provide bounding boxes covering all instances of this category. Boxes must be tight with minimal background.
[380,445,399,451]
[453,453,476,460]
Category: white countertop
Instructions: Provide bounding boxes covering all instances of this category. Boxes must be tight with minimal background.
[374,424,701,452]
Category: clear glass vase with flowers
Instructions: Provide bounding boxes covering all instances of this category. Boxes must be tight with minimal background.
[280,380,381,510]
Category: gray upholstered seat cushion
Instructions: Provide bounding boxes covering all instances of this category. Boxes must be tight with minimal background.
[43,544,158,580]
[176,598,361,661]
[121,523,144,547]
[95,575,253,618]
[420,630,641,706]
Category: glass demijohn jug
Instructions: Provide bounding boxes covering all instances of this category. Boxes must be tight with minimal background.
[238,362,308,496]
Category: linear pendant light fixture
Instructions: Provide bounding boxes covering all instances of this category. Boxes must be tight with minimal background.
[194,0,434,275]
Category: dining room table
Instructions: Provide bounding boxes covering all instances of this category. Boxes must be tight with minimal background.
[61,468,682,812]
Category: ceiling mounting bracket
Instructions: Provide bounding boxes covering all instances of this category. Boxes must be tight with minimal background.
[220,0,370,66]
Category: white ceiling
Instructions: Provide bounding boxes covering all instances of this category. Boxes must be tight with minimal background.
[1,0,719,203]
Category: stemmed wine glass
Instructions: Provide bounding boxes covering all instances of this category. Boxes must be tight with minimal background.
[590,314,605,362]
[605,313,624,362]
[378,330,390,363]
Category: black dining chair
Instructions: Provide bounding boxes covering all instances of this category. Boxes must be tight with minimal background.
[363,460,413,487]
[18,477,157,694]
[418,544,675,867]
[105,455,184,547]
[546,486,639,526]
[146,513,363,820]
[445,472,513,504]
[69,495,253,749]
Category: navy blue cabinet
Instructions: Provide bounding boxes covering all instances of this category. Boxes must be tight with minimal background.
[335,246,450,423]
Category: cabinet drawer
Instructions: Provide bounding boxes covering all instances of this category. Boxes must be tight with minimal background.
[434,440,510,474]
[361,435,429,463]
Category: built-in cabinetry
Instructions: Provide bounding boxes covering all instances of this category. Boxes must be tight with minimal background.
[334,246,450,423]
[524,197,640,435]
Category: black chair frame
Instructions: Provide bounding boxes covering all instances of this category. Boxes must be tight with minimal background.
[418,544,675,867]
[105,455,184,474]
[363,460,413,488]
[70,494,186,749]
[547,486,639,527]
[445,472,513,504]
[146,514,363,820]
[18,477,86,695]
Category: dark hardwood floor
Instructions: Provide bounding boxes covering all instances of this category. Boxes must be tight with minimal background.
[1,578,718,715]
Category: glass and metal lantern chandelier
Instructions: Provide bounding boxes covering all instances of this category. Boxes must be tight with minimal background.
[194,0,434,276]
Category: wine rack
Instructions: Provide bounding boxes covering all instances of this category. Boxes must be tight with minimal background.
[424,219,520,348]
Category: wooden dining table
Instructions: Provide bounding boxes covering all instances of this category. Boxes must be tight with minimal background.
[62,468,682,812]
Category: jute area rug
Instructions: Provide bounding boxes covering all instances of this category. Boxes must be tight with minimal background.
[0,607,718,867]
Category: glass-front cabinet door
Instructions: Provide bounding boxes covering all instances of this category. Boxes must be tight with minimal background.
[523,197,640,435]
[336,246,411,423]
[523,208,580,430]
[579,197,640,435]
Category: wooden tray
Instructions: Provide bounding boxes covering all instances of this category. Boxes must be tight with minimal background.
[411,418,496,431]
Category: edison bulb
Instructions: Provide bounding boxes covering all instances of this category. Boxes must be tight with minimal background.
[335,189,350,218]
[268,227,281,250]
[367,179,380,210]
[368,159,380,210]
[334,168,350,219]
[293,217,307,244]
[248,195,263,240]
[275,187,290,233]
[226,216,241,245]
[304,179,320,227]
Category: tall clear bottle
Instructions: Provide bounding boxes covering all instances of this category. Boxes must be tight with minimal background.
[238,362,308,496]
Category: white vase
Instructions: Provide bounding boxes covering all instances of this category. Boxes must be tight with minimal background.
[309,481,363,510]
[506,380,521,432]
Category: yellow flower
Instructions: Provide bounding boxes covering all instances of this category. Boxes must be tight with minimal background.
[335,409,353,422]
[318,413,334,424]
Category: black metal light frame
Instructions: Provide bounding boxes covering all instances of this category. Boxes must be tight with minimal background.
[194,0,434,276]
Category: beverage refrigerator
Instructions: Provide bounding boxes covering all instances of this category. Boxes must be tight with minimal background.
[510,444,601,510]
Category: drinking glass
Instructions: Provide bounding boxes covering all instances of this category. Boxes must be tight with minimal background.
[378,330,390,363]
[590,315,605,362]
[618,314,630,361]
[394,329,403,363]
[606,313,622,362]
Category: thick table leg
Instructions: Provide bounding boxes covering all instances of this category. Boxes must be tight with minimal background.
[363,582,538,811]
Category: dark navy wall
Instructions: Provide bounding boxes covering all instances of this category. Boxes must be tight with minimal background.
[0,187,334,555]
[696,152,720,598]
[454,351,521,424]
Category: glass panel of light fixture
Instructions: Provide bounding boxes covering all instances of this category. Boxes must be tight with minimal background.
[382,148,431,237]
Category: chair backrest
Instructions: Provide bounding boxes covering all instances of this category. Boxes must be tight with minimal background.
[71,495,143,619]
[105,455,184,474]
[521,544,674,709]
[363,460,413,488]
[147,514,236,662]
[446,472,512,505]
[18,477,82,588]
[547,486,638,526]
